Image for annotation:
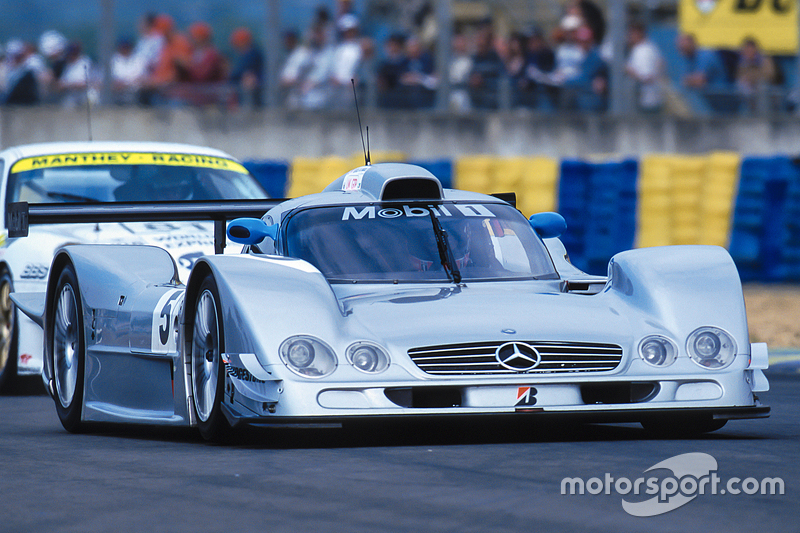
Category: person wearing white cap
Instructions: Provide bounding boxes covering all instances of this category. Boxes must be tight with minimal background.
[551,14,586,85]
[38,30,68,101]
[328,13,362,108]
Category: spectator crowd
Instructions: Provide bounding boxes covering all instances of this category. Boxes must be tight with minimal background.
[0,12,264,108]
[0,0,791,115]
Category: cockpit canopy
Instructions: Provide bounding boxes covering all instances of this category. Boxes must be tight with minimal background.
[284,202,558,282]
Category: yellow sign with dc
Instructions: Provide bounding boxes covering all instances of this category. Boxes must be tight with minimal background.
[680,0,798,54]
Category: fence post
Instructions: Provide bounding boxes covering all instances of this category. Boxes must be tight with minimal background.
[265,0,281,108]
[99,0,115,106]
[608,0,629,116]
[435,0,453,112]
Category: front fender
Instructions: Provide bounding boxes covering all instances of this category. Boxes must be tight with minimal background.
[607,245,749,351]
[186,254,344,369]
[47,245,179,313]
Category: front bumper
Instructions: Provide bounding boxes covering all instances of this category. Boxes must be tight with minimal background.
[223,404,770,429]
[219,365,770,427]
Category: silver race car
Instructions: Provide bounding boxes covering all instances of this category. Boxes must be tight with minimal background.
[0,142,269,390]
[11,162,769,440]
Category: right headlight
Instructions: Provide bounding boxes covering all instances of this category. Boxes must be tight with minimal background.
[279,335,337,378]
[687,327,737,369]
[638,335,677,367]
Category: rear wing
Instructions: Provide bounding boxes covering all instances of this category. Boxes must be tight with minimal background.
[6,199,284,254]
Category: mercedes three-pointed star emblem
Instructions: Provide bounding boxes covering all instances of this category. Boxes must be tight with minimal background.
[495,342,541,372]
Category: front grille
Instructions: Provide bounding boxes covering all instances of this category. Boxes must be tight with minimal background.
[408,341,623,375]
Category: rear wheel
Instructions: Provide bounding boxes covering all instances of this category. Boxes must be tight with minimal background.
[0,270,18,393]
[191,275,229,442]
[51,265,85,432]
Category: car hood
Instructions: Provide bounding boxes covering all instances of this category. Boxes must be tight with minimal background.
[332,281,632,350]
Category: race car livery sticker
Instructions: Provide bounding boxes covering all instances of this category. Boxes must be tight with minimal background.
[515,386,538,407]
[10,152,249,175]
[178,252,205,270]
[151,233,215,249]
[342,166,369,191]
[225,363,266,384]
[341,204,496,221]
[151,289,185,354]
[19,263,49,280]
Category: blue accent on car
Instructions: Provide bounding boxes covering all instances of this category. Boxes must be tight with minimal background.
[529,212,567,239]
[227,218,278,245]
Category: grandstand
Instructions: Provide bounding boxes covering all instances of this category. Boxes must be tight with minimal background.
[1,0,796,117]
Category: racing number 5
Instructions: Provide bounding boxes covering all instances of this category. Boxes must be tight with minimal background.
[152,290,184,353]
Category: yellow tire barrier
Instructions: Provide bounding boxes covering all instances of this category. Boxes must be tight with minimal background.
[637,152,741,248]
[455,156,559,217]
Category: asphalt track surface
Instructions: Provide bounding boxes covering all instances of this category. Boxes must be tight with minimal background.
[0,372,797,533]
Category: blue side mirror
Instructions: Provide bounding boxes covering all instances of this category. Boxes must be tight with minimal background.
[529,212,567,239]
[227,218,278,245]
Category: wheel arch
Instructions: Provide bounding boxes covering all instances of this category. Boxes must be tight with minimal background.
[0,261,17,389]
[41,251,78,387]
[182,260,231,439]
[182,259,215,360]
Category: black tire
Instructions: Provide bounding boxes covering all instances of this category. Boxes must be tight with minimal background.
[641,415,727,437]
[50,265,85,433]
[191,275,230,442]
[0,269,19,393]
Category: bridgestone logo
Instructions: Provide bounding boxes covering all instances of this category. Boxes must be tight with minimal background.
[225,364,265,384]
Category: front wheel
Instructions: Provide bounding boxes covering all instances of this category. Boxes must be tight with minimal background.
[191,275,230,442]
[51,265,85,433]
[0,270,18,393]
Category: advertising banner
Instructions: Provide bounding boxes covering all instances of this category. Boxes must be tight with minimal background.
[680,0,798,54]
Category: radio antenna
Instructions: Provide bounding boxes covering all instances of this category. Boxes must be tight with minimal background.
[351,79,370,165]
[84,64,93,141]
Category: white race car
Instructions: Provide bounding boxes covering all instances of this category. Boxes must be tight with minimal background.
[10,162,770,440]
[0,142,271,390]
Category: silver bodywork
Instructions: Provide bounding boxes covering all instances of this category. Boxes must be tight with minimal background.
[0,141,264,381]
[14,163,769,431]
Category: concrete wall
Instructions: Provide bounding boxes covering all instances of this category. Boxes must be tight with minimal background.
[3,106,800,160]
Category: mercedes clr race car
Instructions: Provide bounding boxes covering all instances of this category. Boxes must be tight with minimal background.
[0,141,270,390]
[11,162,769,440]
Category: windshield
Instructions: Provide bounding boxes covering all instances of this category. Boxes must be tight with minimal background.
[285,203,558,282]
[6,152,267,204]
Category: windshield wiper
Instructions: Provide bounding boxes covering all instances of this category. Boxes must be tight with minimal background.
[428,209,461,284]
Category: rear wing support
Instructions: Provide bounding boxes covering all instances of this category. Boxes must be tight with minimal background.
[6,199,283,254]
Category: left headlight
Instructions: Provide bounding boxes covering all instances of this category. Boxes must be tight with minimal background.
[687,327,737,369]
[279,335,337,378]
[346,342,390,374]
